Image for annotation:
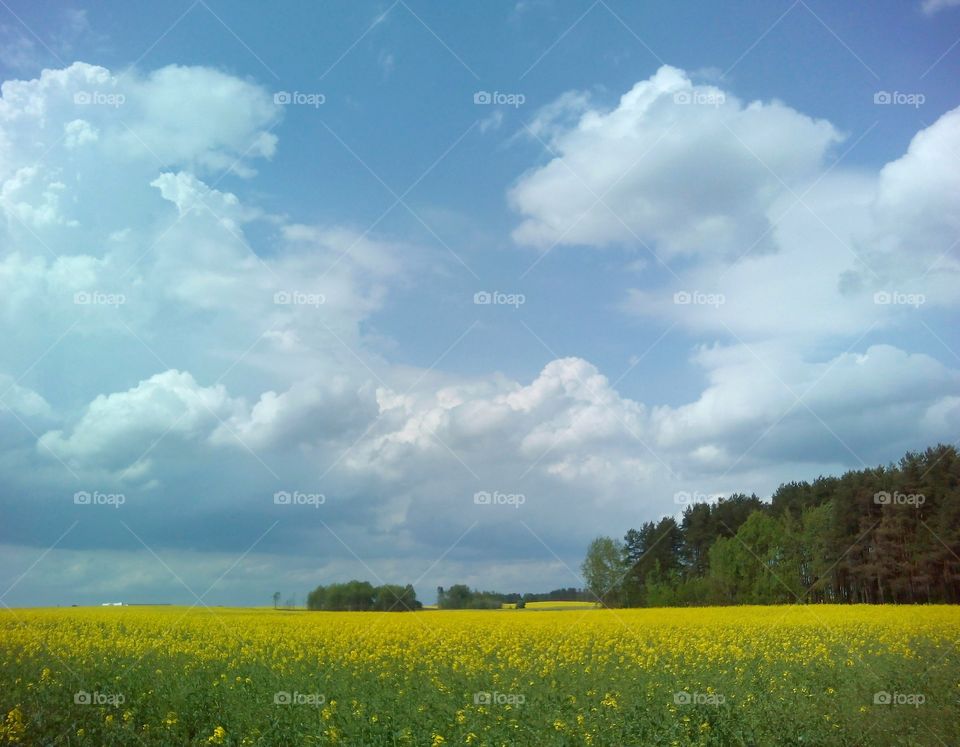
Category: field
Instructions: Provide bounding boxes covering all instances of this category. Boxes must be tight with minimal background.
[502,601,598,610]
[1,605,958,746]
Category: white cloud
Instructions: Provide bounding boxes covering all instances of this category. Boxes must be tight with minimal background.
[0,376,52,419]
[213,377,379,450]
[0,63,279,208]
[0,167,74,228]
[510,65,841,258]
[38,370,240,473]
[650,343,960,461]
[921,0,960,14]
[355,345,959,491]
[860,106,960,298]
[63,118,98,148]
[621,105,960,343]
[116,64,279,175]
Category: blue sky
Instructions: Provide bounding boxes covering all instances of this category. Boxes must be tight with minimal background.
[0,0,958,606]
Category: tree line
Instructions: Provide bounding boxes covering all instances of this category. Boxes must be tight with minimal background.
[306,581,421,611]
[436,585,594,609]
[300,582,592,612]
[582,444,960,606]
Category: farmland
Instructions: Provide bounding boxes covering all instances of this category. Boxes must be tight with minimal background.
[1,605,957,746]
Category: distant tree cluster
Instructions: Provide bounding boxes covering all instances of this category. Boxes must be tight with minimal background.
[437,584,596,610]
[436,585,505,609]
[306,581,421,611]
[582,444,960,606]
[436,585,592,609]
[521,587,593,604]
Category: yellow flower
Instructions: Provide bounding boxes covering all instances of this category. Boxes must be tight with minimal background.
[600,693,618,709]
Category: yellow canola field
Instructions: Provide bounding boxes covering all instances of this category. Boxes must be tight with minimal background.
[1,605,958,746]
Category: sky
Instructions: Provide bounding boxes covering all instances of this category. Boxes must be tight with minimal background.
[0,0,958,607]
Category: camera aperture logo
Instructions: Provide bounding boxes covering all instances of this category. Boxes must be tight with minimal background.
[874,491,925,507]
[474,691,526,706]
[674,691,725,706]
[274,490,325,508]
[74,491,125,508]
[673,290,724,308]
[274,91,325,108]
[274,690,325,706]
[74,690,125,706]
[674,490,712,507]
[74,290,126,307]
[873,91,924,109]
[473,490,525,508]
[473,290,525,308]
[673,90,726,107]
[274,290,325,308]
[873,691,924,707]
[873,290,925,308]
[473,91,525,108]
[74,91,125,108]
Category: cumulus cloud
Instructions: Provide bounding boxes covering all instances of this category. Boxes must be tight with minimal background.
[854,106,960,304]
[0,61,410,411]
[0,63,279,179]
[509,65,841,257]
[650,344,960,464]
[39,370,240,474]
[0,376,52,419]
[353,347,959,496]
[213,377,379,450]
[612,93,960,342]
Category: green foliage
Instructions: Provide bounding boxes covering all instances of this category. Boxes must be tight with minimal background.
[306,581,420,611]
[436,585,505,609]
[588,443,960,606]
[581,536,628,607]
